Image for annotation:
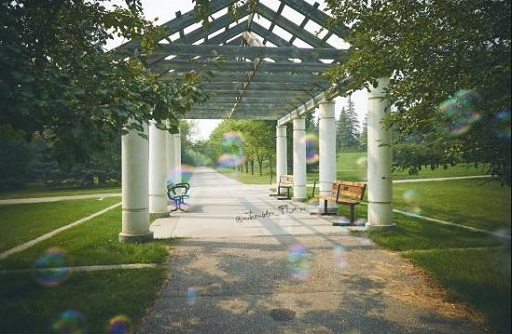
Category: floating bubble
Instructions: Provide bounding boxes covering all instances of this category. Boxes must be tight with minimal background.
[186,287,198,306]
[222,131,244,148]
[354,218,367,226]
[217,153,245,168]
[107,314,133,334]
[332,244,347,269]
[167,164,195,185]
[402,189,422,214]
[438,89,482,137]
[34,247,71,287]
[180,164,195,181]
[50,310,86,333]
[332,216,351,226]
[356,157,367,169]
[493,110,511,140]
[287,243,311,280]
[217,131,246,168]
[302,133,319,164]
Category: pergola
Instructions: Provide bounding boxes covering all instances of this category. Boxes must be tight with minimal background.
[115,0,394,242]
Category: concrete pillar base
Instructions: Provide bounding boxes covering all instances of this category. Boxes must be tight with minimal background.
[119,231,154,243]
[291,197,307,202]
[367,202,395,228]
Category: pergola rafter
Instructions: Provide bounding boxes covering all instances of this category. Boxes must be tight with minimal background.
[116,0,351,122]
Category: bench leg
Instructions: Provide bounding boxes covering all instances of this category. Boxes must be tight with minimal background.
[320,199,334,215]
[170,198,186,212]
[349,205,355,224]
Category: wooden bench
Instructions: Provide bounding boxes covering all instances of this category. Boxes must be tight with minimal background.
[270,175,294,199]
[276,175,294,200]
[318,180,366,224]
[167,182,190,212]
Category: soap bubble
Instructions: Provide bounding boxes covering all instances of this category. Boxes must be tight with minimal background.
[107,314,133,334]
[34,247,71,287]
[50,310,86,333]
[287,243,311,280]
[402,189,422,214]
[438,89,482,136]
[186,287,198,306]
[303,133,319,164]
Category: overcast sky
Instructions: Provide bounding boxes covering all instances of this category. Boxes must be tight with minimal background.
[131,1,367,140]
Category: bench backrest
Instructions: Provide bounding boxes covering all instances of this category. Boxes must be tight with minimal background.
[331,180,366,201]
[279,175,294,187]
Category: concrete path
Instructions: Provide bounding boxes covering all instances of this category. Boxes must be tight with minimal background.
[139,167,484,334]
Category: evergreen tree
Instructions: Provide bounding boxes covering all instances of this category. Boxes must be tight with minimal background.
[336,96,361,152]
[359,113,368,151]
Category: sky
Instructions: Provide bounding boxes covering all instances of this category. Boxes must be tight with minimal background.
[133,0,367,140]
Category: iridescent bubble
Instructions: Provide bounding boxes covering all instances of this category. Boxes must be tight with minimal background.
[332,216,351,226]
[167,164,195,185]
[180,164,195,181]
[493,110,511,140]
[302,133,319,164]
[107,314,133,334]
[356,157,367,169]
[186,287,198,306]
[402,189,422,214]
[287,243,311,280]
[438,89,482,137]
[50,310,86,333]
[218,131,246,168]
[332,244,347,268]
[222,131,244,148]
[217,153,245,168]
[354,218,367,226]
[34,247,71,287]
[355,157,367,181]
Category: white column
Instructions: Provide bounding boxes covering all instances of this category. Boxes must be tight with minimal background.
[120,122,153,242]
[166,131,177,184]
[292,117,307,201]
[318,100,337,211]
[174,133,182,183]
[276,124,287,186]
[148,121,167,214]
[367,78,395,228]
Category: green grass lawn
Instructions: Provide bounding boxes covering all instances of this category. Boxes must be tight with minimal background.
[0,205,169,333]
[0,153,510,333]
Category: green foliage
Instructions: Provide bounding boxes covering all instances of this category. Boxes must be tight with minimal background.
[0,0,208,170]
[325,0,511,186]
[0,126,32,190]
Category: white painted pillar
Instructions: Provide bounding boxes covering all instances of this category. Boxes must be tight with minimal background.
[120,122,153,242]
[318,100,337,211]
[166,131,177,184]
[174,133,182,183]
[367,78,395,228]
[148,121,167,214]
[276,124,287,185]
[292,117,307,201]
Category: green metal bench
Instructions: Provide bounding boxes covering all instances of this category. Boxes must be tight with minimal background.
[167,182,190,212]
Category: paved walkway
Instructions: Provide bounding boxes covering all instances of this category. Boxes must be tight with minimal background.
[139,167,484,334]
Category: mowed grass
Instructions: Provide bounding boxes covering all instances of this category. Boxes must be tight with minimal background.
[219,153,511,333]
[0,197,122,253]
[0,204,170,333]
[0,153,510,333]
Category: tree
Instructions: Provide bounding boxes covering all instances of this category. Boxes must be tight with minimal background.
[325,0,511,185]
[0,0,207,170]
[336,95,361,152]
[359,113,368,151]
